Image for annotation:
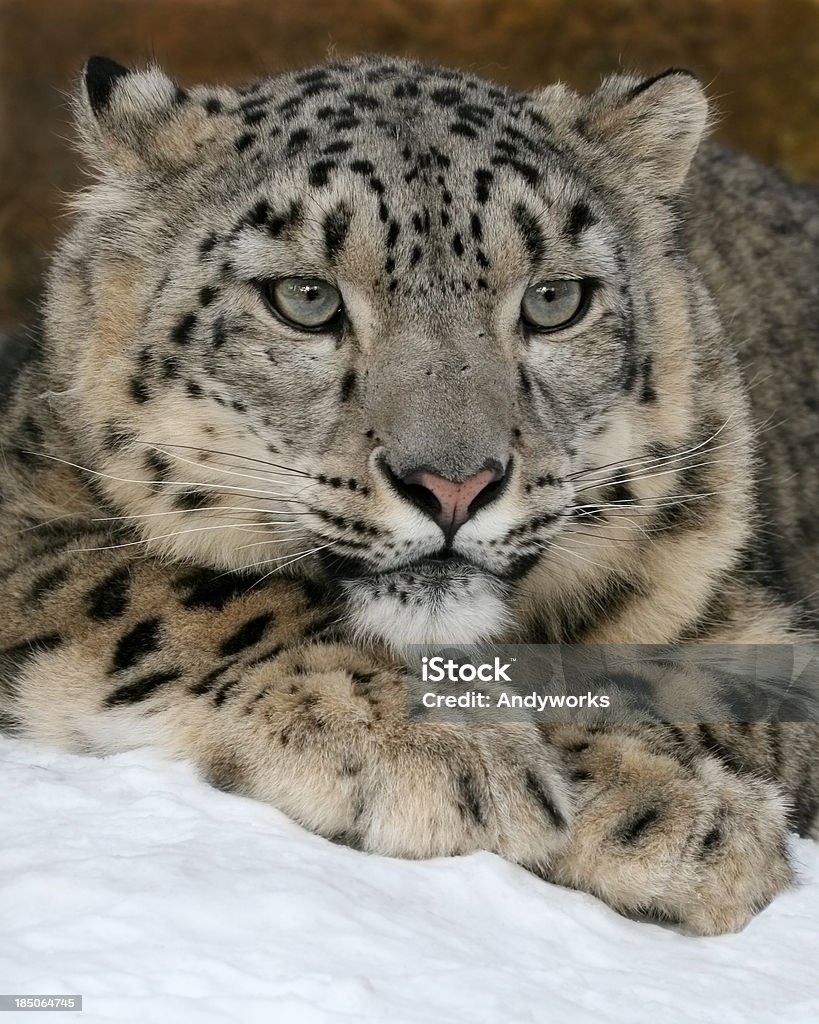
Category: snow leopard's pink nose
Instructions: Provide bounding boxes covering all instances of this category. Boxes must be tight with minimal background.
[393,462,507,539]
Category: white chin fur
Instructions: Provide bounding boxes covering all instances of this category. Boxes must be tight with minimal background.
[343,571,511,650]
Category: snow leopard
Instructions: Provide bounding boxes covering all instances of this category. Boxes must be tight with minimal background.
[0,54,817,935]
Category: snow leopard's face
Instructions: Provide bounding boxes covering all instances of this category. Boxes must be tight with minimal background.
[49,56,708,648]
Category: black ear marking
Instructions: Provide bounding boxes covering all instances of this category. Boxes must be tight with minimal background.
[626,68,698,101]
[85,56,130,115]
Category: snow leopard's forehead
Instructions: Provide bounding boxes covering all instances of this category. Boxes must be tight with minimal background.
[212,58,550,182]
[185,57,606,306]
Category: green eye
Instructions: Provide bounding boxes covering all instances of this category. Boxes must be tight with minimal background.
[264,277,342,331]
[521,280,586,332]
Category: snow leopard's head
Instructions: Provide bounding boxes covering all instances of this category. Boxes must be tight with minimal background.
[47,55,730,648]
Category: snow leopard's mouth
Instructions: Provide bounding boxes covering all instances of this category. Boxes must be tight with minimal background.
[314,549,531,646]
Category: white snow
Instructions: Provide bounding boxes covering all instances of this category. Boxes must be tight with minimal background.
[2,735,818,1024]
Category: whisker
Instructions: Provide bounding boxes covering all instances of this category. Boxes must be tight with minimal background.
[135,439,312,478]
[23,451,311,504]
[246,544,334,589]
[567,492,715,518]
[140,442,317,491]
[567,413,737,483]
[540,540,617,574]
[70,521,288,553]
[219,543,333,583]
[573,457,740,495]
[91,506,301,523]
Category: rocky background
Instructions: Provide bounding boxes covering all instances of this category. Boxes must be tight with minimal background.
[2,0,819,327]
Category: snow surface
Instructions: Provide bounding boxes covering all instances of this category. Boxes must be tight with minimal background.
[2,735,818,1024]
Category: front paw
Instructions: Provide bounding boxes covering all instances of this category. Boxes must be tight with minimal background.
[550,733,793,935]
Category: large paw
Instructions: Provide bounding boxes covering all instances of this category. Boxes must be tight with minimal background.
[548,732,793,935]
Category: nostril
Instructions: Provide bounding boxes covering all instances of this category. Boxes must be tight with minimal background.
[467,469,507,518]
[388,471,443,521]
[379,456,511,537]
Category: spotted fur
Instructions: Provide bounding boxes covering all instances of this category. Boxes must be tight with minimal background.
[0,55,817,935]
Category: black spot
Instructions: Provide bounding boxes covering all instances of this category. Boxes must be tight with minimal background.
[347,92,379,109]
[185,380,203,399]
[700,824,723,855]
[430,87,463,107]
[87,568,130,620]
[84,56,129,114]
[640,354,658,403]
[456,772,487,827]
[450,122,477,139]
[605,479,635,505]
[323,204,352,262]
[350,159,375,176]
[339,369,357,403]
[172,312,198,346]
[162,356,179,380]
[204,97,222,115]
[470,213,483,241]
[386,220,400,248]
[112,618,162,673]
[206,756,247,794]
[308,160,337,187]
[513,203,545,262]
[613,806,661,844]
[614,308,638,392]
[199,233,218,257]
[248,200,270,227]
[105,669,181,707]
[213,676,243,707]
[429,146,451,169]
[28,565,70,605]
[173,489,211,511]
[492,155,540,186]
[129,376,150,404]
[474,168,494,203]
[144,451,171,482]
[567,201,597,237]
[452,233,464,257]
[212,316,227,349]
[287,127,311,152]
[324,139,352,155]
[102,423,133,452]
[219,613,273,657]
[296,68,332,85]
[525,771,566,829]
[235,132,255,153]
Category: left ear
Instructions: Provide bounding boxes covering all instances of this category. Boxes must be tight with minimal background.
[537,69,709,196]
[75,55,228,176]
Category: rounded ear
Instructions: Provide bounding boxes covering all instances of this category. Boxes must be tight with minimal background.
[535,69,709,196]
[74,56,225,175]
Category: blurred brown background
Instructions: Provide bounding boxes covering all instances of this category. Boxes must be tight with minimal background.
[2,0,819,328]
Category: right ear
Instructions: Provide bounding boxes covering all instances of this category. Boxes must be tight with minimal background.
[75,56,228,175]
